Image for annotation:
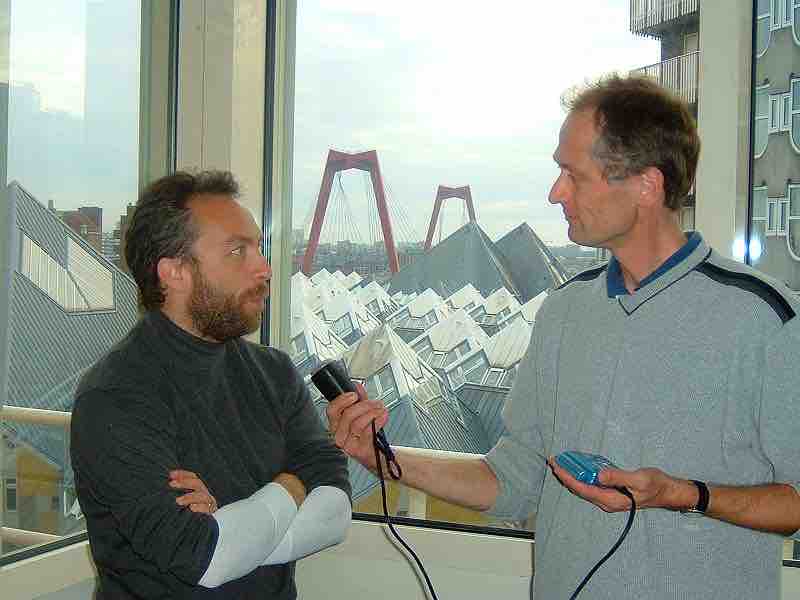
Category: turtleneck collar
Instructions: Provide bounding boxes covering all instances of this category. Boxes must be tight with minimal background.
[142,310,229,375]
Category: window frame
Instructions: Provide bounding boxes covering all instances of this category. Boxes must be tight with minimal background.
[755,84,771,158]
[4,478,17,513]
[786,185,800,261]
[758,1,773,56]
[789,78,800,152]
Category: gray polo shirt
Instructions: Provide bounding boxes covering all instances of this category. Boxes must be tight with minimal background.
[485,233,799,599]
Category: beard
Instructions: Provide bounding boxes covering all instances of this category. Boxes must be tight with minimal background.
[188,267,267,342]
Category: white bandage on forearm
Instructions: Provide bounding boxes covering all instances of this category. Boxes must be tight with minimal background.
[199,482,297,588]
[262,486,351,565]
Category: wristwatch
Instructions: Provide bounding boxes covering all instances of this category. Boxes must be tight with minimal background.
[681,480,709,515]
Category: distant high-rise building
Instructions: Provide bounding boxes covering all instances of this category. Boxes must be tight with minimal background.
[55,205,103,252]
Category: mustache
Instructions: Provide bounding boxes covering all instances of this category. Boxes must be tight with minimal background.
[245,283,269,300]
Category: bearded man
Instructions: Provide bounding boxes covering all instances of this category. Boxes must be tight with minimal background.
[71,170,351,599]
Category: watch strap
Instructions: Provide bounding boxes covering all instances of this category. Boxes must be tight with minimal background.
[685,480,709,514]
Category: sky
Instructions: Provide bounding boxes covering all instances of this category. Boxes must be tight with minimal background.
[3,0,658,246]
[5,0,140,232]
[292,1,659,246]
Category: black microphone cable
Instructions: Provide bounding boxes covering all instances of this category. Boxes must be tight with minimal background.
[371,421,439,600]
[568,487,637,600]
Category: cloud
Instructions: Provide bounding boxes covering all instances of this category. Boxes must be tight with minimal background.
[293,1,659,247]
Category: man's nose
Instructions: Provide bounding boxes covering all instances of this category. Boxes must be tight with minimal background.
[255,253,271,281]
[548,173,566,205]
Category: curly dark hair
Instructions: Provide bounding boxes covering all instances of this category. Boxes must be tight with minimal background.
[562,74,700,211]
[124,170,240,310]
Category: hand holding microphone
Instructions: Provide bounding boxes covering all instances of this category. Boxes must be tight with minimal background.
[315,360,395,475]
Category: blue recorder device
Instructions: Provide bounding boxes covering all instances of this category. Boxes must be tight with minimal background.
[555,451,617,486]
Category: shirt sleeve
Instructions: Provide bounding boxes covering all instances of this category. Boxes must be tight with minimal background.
[71,385,217,585]
[199,482,298,587]
[760,317,800,540]
[261,485,351,565]
[280,353,351,498]
[484,314,549,521]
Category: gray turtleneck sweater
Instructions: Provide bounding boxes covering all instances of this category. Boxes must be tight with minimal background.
[71,310,349,599]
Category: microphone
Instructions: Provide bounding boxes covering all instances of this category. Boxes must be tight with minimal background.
[311,359,400,479]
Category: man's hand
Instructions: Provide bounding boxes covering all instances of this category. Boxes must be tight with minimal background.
[326,383,389,469]
[169,469,219,514]
[273,472,307,507]
[547,457,695,512]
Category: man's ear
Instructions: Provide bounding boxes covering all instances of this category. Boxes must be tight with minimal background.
[637,166,666,209]
[157,256,193,297]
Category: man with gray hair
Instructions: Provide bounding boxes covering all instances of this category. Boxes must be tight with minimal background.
[328,75,800,598]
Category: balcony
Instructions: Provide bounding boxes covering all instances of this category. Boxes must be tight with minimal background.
[630,0,700,38]
[633,50,700,105]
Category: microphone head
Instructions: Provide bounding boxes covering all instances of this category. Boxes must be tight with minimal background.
[311,359,356,401]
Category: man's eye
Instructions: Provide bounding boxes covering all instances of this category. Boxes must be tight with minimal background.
[231,246,245,256]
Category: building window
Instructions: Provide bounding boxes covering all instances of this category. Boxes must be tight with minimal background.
[770,91,793,134]
[794,0,800,45]
[331,313,354,338]
[365,365,399,404]
[5,478,17,512]
[758,0,772,55]
[412,338,434,362]
[290,334,309,363]
[501,367,517,389]
[755,84,770,158]
[20,235,115,312]
[483,368,504,387]
[790,78,800,152]
[771,0,793,29]
[788,186,800,261]
[443,340,470,368]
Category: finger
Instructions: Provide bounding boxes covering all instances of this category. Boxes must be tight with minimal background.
[333,401,382,447]
[169,469,199,480]
[350,406,387,436]
[355,382,368,402]
[373,407,389,430]
[176,491,213,506]
[169,476,205,492]
[188,497,217,514]
[326,392,360,426]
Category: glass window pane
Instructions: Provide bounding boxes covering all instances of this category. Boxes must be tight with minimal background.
[790,188,800,216]
[2,0,148,560]
[378,366,397,393]
[757,88,770,116]
[771,97,780,128]
[794,115,800,151]
[365,376,379,399]
[757,18,770,55]
[780,201,789,232]
[291,0,668,537]
[790,221,800,258]
[484,369,503,387]
[501,368,517,388]
[464,362,489,384]
[755,120,769,156]
[753,189,768,219]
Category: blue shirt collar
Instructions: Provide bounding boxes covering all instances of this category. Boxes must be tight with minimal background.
[606,232,702,298]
